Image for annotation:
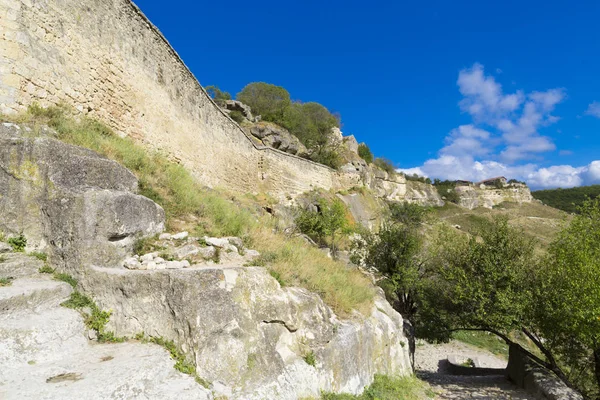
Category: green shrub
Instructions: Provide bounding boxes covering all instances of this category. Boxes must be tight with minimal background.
[205,85,231,106]
[357,143,373,164]
[237,82,291,122]
[295,197,350,252]
[7,234,27,252]
[373,158,396,176]
[303,351,316,367]
[229,110,245,124]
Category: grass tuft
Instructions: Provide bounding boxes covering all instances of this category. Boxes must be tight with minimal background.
[38,265,55,274]
[321,374,435,399]
[29,251,47,261]
[53,272,78,288]
[0,277,14,286]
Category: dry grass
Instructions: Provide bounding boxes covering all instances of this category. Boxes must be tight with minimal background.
[1,105,374,315]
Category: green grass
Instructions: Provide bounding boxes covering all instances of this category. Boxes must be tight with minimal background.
[452,331,509,358]
[7,234,27,252]
[53,272,78,289]
[321,375,435,400]
[29,251,47,261]
[2,105,375,315]
[38,265,55,274]
[303,351,316,367]
[0,277,14,287]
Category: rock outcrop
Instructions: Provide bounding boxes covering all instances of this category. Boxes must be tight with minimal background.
[246,122,308,157]
[0,252,211,400]
[455,184,533,209]
[0,122,413,399]
[222,100,255,122]
[0,123,164,270]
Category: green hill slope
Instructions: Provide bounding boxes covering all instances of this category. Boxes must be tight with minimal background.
[532,185,600,213]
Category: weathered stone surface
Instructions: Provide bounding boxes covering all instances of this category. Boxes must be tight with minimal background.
[223,100,254,121]
[405,180,445,207]
[455,185,534,210]
[0,123,165,269]
[81,266,412,399]
[248,122,308,156]
[0,242,12,253]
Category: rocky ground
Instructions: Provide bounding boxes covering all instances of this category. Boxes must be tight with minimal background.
[416,340,534,399]
[0,249,211,400]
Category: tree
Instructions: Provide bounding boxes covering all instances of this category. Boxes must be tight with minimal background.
[295,197,350,255]
[205,85,231,105]
[530,198,600,398]
[236,82,291,122]
[357,143,374,164]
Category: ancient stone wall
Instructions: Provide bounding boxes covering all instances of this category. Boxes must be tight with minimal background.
[455,184,533,209]
[0,0,335,200]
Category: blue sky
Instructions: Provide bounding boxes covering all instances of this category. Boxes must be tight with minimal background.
[135,0,600,189]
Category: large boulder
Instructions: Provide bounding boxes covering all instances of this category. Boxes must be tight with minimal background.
[0,122,164,270]
[248,122,308,156]
[82,265,412,399]
[222,100,255,121]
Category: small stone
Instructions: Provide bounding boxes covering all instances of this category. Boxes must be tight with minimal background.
[140,252,157,262]
[180,260,190,268]
[87,329,98,341]
[174,244,199,259]
[123,257,141,270]
[145,261,157,270]
[244,249,260,258]
[226,237,244,250]
[159,233,171,240]
[223,244,238,254]
[204,237,229,248]
[172,232,188,240]
[154,257,165,264]
[198,246,216,259]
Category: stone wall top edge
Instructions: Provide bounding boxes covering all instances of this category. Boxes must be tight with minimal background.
[125,0,334,174]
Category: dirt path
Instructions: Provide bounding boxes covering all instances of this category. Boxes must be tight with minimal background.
[416,340,534,400]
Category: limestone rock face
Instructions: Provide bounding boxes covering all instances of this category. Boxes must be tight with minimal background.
[247,122,308,156]
[222,100,254,122]
[404,181,445,206]
[0,123,165,269]
[455,185,534,209]
[82,266,412,399]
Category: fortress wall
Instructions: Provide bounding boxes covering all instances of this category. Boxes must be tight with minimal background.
[0,0,335,199]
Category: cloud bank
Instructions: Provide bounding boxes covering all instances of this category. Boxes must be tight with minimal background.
[401,64,599,189]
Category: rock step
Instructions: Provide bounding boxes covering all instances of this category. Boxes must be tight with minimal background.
[0,276,72,315]
[0,253,44,279]
[0,307,89,365]
[0,341,211,400]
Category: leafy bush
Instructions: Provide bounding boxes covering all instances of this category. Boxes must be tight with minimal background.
[433,180,460,204]
[229,110,245,124]
[205,85,231,106]
[303,351,316,367]
[404,173,431,184]
[532,184,600,213]
[295,197,350,253]
[357,143,373,164]
[237,82,291,122]
[373,158,396,176]
[7,234,27,252]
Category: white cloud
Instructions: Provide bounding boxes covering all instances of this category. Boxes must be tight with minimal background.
[585,101,600,118]
[399,158,600,189]
[401,63,588,189]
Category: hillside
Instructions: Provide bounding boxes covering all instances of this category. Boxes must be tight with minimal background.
[532,185,600,213]
[433,201,568,248]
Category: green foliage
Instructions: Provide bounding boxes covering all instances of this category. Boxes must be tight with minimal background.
[507,178,526,185]
[0,230,5,242]
[205,85,231,105]
[8,234,27,252]
[237,82,291,122]
[303,351,316,367]
[321,374,434,400]
[373,158,396,176]
[229,110,245,124]
[0,277,14,286]
[404,173,431,184]
[29,251,47,261]
[532,184,600,214]
[433,179,460,204]
[295,197,350,253]
[419,217,536,342]
[357,143,373,164]
[61,289,124,343]
[388,202,430,228]
[531,197,600,397]
[146,336,209,387]
[269,270,285,287]
[38,265,55,274]
[0,255,6,263]
[53,272,78,289]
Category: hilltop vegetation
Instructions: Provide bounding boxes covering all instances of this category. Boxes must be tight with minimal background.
[532,185,600,213]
